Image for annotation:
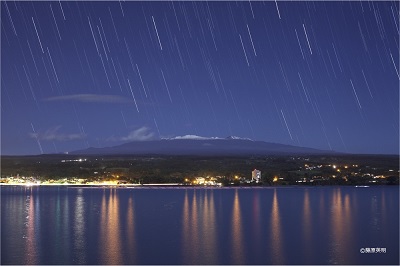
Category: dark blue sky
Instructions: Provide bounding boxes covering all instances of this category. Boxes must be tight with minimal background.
[1,1,399,155]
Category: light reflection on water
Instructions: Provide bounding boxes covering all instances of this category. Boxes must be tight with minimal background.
[330,188,345,263]
[302,189,312,262]
[25,190,37,265]
[126,195,136,263]
[100,188,123,265]
[202,189,217,264]
[270,188,284,265]
[73,189,85,264]
[181,189,191,263]
[189,188,200,263]
[62,189,70,261]
[231,189,244,264]
[182,189,218,264]
[1,186,398,265]
[251,190,261,247]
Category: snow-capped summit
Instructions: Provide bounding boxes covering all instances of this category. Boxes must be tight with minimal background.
[225,136,253,141]
[164,135,222,140]
[162,135,253,141]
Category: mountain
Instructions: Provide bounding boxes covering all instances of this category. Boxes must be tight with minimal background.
[70,136,336,156]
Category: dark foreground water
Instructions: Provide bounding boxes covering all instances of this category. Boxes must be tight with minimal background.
[1,186,399,265]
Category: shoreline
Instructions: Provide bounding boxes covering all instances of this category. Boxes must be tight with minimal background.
[0,183,387,189]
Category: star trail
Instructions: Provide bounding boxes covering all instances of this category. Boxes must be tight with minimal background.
[1,1,399,155]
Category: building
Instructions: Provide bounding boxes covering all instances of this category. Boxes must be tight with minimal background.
[195,177,205,185]
[252,169,261,183]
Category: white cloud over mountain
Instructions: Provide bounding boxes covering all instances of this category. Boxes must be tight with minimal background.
[107,127,155,142]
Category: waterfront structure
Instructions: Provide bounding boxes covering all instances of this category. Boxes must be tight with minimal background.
[195,177,205,185]
[252,169,261,183]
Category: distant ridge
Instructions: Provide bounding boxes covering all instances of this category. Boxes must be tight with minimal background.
[70,136,336,156]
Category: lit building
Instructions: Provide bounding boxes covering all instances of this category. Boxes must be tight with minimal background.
[252,169,261,183]
[195,177,205,185]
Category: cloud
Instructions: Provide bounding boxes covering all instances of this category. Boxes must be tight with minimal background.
[121,127,155,141]
[108,127,155,142]
[43,94,132,103]
[29,126,86,141]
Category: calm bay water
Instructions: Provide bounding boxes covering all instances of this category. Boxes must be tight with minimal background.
[1,186,399,265]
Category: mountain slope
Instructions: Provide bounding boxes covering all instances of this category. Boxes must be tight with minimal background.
[70,137,335,156]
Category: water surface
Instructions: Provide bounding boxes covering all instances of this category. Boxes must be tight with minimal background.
[1,186,399,264]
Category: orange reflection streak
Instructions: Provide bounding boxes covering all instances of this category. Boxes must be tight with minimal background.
[181,189,191,264]
[343,194,351,224]
[252,191,261,243]
[100,188,123,264]
[25,190,37,265]
[302,189,312,260]
[231,189,244,264]
[99,189,108,263]
[126,196,136,263]
[190,189,200,263]
[342,191,352,261]
[74,190,86,264]
[330,188,342,264]
[202,189,217,263]
[270,189,284,264]
[319,189,325,219]
[329,188,353,264]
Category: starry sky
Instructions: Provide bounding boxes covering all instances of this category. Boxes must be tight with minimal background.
[1,1,399,155]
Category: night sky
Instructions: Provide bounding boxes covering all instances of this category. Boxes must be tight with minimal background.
[1,1,399,155]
